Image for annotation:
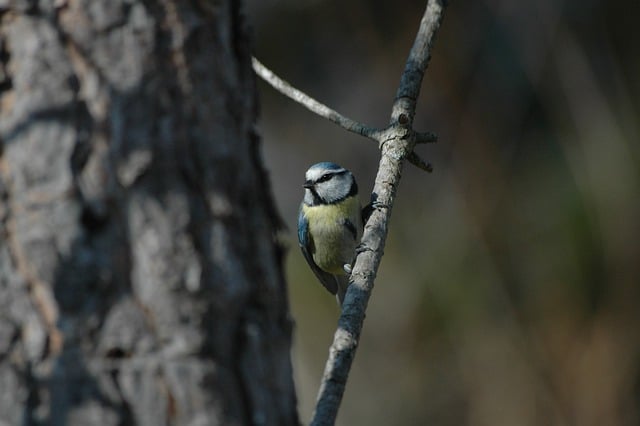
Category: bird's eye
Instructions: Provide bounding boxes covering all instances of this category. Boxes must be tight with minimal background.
[317,173,332,183]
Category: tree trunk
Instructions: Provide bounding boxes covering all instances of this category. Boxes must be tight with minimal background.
[0,1,298,425]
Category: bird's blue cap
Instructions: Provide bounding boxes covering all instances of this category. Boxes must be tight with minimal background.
[309,162,344,171]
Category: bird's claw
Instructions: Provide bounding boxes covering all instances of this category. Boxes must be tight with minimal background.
[355,243,373,255]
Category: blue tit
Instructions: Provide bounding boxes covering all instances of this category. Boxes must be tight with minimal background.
[298,162,363,305]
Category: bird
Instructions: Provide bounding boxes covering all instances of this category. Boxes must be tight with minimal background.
[298,162,363,305]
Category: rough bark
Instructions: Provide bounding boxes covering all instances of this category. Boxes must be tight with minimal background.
[0,1,298,425]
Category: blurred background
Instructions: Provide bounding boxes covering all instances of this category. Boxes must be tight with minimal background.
[245,0,640,425]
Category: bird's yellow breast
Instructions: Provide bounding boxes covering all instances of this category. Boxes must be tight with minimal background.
[302,196,361,275]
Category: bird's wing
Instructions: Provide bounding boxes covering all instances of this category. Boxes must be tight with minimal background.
[298,206,338,295]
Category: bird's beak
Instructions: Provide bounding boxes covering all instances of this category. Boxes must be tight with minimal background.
[303,181,313,189]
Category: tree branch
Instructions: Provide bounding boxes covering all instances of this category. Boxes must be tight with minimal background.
[252,57,381,140]
[408,150,434,172]
[310,2,446,425]
[252,1,446,424]
[415,131,439,144]
[391,0,447,127]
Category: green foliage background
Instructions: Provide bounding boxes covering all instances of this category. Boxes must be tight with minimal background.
[247,1,640,424]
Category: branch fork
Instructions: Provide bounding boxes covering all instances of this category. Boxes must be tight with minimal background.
[251,59,436,173]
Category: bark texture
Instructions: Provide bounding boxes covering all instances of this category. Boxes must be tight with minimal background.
[0,1,298,425]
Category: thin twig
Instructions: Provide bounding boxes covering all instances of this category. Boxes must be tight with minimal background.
[251,57,381,140]
[310,2,446,425]
[408,151,434,172]
[415,131,438,144]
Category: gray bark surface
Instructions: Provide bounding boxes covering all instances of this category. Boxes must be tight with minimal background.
[0,1,298,425]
